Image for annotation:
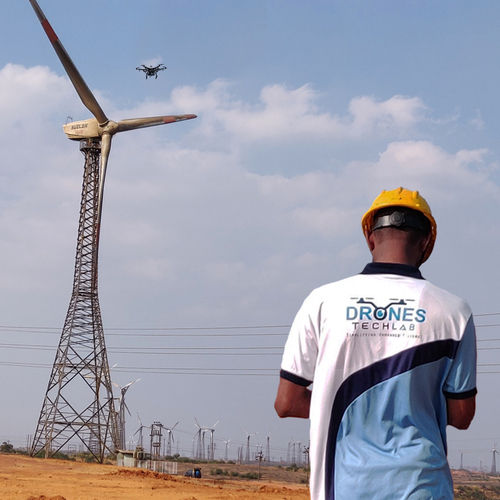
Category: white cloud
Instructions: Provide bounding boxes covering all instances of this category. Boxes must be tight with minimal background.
[347,95,426,135]
[0,64,73,117]
[167,81,426,144]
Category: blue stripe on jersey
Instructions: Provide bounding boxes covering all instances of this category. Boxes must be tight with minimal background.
[324,339,460,500]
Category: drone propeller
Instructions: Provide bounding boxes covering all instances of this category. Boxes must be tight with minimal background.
[28,0,108,125]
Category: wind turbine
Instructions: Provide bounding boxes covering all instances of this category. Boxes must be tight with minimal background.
[207,420,219,461]
[134,414,148,449]
[492,443,499,474]
[193,418,218,460]
[223,439,231,462]
[194,418,206,460]
[113,379,140,450]
[28,0,196,463]
[164,421,179,456]
[243,430,257,463]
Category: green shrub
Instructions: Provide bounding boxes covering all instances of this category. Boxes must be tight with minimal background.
[0,442,14,453]
[240,472,259,480]
[455,486,487,500]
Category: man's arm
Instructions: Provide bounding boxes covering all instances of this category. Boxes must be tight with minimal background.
[274,377,311,419]
[447,395,476,429]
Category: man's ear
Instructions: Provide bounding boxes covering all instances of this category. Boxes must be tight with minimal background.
[365,231,375,252]
[420,232,432,254]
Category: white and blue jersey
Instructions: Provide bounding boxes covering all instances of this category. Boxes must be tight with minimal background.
[280,262,477,500]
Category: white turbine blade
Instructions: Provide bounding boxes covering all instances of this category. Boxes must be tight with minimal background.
[116,114,197,133]
[95,133,112,240]
[28,0,108,125]
[124,402,131,417]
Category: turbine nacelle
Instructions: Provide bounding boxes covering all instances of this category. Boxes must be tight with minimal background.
[63,118,101,140]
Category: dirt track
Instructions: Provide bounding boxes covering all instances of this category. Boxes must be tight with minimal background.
[0,453,309,500]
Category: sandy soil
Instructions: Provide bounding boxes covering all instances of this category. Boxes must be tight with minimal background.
[0,453,309,500]
[3,453,500,500]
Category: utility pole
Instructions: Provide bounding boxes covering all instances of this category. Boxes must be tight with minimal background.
[246,434,251,463]
[150,422,163,460]
[303,445,310,468]
[256,449,264,479]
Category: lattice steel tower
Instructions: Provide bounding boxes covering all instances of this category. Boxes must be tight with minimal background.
[31,139,118,461]
[28,0,195,462]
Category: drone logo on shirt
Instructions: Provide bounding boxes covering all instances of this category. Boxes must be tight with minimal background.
[346,298,426,323]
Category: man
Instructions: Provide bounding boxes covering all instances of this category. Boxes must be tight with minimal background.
[275,187,477,500]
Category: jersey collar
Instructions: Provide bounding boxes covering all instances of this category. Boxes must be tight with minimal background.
[360,262,424,280]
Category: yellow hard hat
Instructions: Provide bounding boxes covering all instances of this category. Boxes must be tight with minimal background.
[361,187,437,263]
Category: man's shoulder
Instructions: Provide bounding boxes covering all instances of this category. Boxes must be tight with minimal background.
[305,274,362,301]
[421,280,472,316]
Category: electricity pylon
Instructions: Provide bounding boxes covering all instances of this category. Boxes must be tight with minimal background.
[150,422,164,460]
[28,0,195,463]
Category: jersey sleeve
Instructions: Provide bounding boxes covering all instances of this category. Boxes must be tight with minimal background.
[280,292,320,386]
[443,315,477,399]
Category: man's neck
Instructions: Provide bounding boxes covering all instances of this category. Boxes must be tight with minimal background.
[371,254,420,267]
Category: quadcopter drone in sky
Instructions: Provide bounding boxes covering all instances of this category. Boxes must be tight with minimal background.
[136,63,167,79]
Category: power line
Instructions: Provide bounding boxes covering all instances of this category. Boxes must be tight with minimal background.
[0,313,499,337]
[0,358,498,375]
[0,342,283,354]
[0,360,278,376]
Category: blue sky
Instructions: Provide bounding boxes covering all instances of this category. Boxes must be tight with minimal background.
[1,1,500,468]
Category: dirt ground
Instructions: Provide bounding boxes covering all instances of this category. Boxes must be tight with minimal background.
[0,453,309,500]
[2,453,500,500]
